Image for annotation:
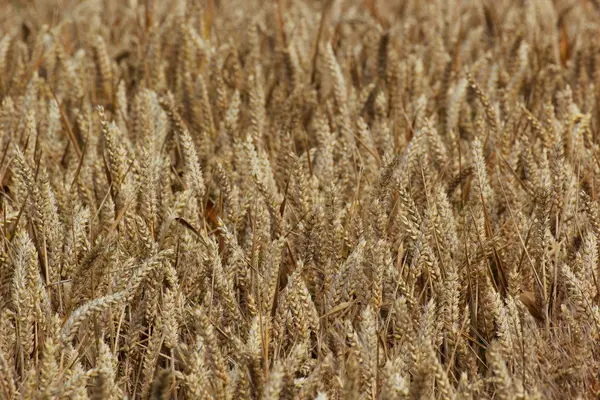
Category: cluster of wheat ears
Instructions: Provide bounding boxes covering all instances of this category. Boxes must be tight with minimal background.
[1,0,600,398]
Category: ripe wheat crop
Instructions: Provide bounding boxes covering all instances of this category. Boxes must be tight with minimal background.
[0,0,600,398]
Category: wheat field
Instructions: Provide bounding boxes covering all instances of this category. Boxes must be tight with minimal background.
[0,0,599,398]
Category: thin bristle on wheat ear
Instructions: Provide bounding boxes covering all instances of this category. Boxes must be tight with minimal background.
[0,0,600,399]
